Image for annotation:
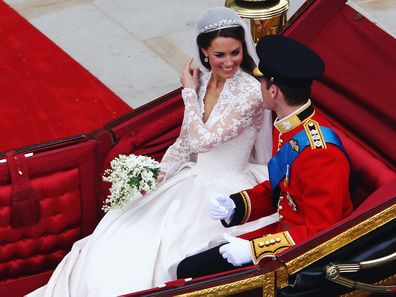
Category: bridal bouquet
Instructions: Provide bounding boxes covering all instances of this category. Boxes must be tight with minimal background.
[102,154,161,212]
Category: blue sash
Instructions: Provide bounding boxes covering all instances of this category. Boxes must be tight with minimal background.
[268,126,346,191]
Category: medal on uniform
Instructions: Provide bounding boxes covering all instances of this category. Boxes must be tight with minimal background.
[284,164,290,186]
[286,192,298,211]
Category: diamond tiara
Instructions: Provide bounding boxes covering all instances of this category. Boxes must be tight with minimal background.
[198,19,241,34]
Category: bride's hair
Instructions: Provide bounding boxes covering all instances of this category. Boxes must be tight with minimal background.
[196,26,256,74]
[193,7,259,74]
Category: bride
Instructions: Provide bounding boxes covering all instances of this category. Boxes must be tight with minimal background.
[28,7,277,297]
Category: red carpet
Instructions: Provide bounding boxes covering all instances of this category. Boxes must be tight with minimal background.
[0,1,132,152]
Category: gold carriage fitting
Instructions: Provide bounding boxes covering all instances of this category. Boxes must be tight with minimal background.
[225,0,289,42]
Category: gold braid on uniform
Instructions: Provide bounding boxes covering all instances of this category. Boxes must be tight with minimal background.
[240,191,251,224]
[221,191,252,227]
[303,119,327,149]
[250,231,295,264]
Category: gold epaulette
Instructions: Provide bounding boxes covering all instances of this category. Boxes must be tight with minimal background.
[303,119,327,149]
[250,231,295,264]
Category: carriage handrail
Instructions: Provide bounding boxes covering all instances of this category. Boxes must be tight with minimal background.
[324,251,396,293]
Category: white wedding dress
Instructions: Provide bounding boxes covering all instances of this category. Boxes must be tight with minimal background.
[28,68,277,297]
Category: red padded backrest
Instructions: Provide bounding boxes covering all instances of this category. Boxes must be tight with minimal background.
[325,115,396,208]
[0,140,99,281]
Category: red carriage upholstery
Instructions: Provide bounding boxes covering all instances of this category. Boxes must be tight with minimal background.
[0,141,100,283]
[0,90,185,297]
[330,123,395,208]
[102,91,184,166]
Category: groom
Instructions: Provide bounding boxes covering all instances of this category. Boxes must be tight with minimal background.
[177,35,353,278]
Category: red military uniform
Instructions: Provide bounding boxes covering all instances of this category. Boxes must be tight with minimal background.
[223,100,353,263]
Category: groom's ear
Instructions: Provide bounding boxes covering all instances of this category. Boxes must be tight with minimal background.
[270,83,278,98]
[271,84,285,106]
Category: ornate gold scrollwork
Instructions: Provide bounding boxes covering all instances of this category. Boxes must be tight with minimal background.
[175,272,275,297]
[276,264,290,288]
[285,204,396,275]
[176,205,394,296]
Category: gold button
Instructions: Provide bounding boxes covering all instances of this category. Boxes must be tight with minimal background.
[270,239,275,244]
[265,241,270,246]
[279,215,283,220]
[279,139,283,143]
[278,205,283,211]
[276,237,281,242]
[258,241,265,248]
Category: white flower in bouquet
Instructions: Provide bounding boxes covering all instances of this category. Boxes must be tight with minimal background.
[102,154,161,212]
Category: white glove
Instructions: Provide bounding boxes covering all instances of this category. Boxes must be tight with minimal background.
[208,195,235,221]
[219,234,253,266]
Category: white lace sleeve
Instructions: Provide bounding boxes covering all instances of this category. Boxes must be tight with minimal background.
[182,84,264,153]
[160,70,265,176]
[159,110,192,178]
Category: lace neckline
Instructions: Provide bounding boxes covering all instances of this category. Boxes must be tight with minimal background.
[198,68,242,125]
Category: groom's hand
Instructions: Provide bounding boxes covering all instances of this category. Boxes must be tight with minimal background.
[208,195,235,221]
[219,234,253,266]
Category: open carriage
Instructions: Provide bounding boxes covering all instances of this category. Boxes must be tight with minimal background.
[0,0,395,296]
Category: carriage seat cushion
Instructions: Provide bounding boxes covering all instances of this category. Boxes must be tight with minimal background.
[332,125,395,208]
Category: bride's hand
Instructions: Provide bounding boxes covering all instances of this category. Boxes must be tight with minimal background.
[157,171,165,184]
[180,57,199,91]
[140,172,165,197]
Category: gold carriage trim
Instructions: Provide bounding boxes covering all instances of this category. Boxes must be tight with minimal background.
[285,203,396,275]
[175,272,276,297]
[240,191,251,224]
[174,204,395,296]
[303,119,327,149]
[251,231,295,264]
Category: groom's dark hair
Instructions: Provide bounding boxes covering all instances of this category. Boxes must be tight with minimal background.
[263,77,311,106]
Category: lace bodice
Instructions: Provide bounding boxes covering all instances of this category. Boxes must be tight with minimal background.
[160,68,269,177]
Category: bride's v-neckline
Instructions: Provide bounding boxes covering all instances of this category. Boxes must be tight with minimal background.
[201,74,227,125]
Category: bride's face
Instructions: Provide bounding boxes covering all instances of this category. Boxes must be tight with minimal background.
[202,37,243,79]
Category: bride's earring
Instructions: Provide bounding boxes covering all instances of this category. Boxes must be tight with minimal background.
[204,56,208,63]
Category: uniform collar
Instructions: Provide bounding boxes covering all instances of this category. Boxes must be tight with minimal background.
[274,100,314,134]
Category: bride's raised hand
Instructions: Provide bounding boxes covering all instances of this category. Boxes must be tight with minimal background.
[180,57,199,91]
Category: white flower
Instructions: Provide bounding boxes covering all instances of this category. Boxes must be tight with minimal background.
[102,154,160,212]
